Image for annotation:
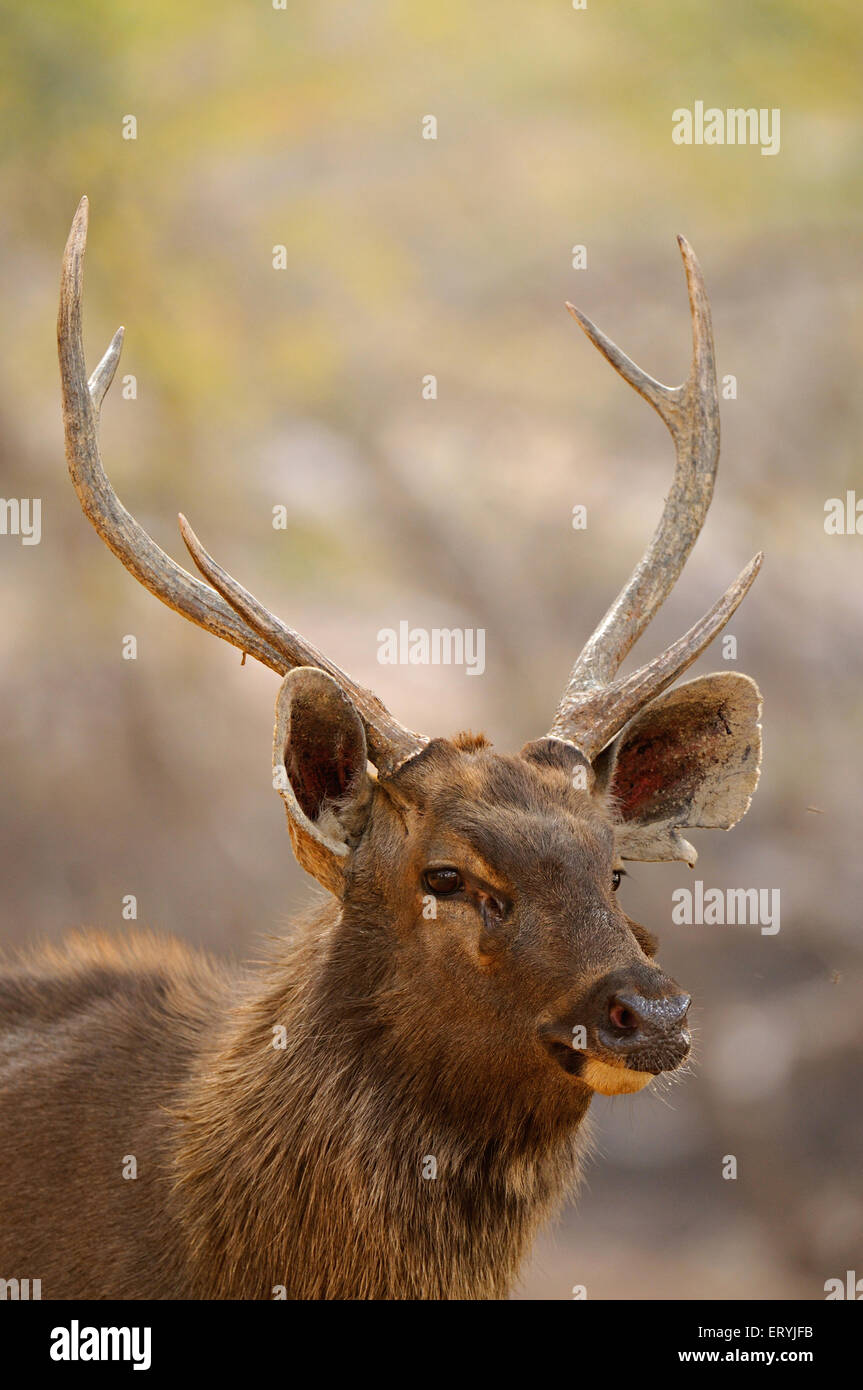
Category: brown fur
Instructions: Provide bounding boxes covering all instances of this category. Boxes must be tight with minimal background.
[0,736,684,1299]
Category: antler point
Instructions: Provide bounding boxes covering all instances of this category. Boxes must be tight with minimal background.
[72,196,89,233]
[177,513,197,547]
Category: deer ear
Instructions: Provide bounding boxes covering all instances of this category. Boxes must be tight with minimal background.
[273,667,374,896]
[595,673,762,866]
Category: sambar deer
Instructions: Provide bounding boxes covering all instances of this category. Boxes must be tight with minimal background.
[0,199,762,1299]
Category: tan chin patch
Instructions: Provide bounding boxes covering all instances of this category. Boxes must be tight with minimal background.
[581,1057,654,1096]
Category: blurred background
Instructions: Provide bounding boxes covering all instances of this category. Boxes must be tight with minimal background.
[1,1,861,1299]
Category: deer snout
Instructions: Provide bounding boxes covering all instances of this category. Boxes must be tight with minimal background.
[539,966,692,1094]
[577,976,691,1096]
[593,975,691,1076]
[606,989,691,1042]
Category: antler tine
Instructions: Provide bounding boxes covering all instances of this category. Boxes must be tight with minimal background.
[548,552,762,760]
[178,515,426,773]
[88,326,125,412]
[58,196,425,776]
[561,236,719,697]
[59,196,286,673]
[549,238,760,759]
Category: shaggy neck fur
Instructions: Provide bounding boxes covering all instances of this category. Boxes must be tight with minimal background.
[172,904,593,1300]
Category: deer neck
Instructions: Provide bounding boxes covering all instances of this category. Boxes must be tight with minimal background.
[173,906,592,1299]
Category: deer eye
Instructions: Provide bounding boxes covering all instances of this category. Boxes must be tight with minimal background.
[612,869,625,892]
[423,867,464,897]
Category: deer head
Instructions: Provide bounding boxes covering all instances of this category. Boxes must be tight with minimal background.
[58,198,761,1102]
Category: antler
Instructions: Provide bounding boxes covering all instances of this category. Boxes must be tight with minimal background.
[58,196,426,776]
[548,237,762,762]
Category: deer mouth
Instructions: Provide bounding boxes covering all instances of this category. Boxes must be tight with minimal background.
[540,1033,691,1095]
[539,973,692,1094]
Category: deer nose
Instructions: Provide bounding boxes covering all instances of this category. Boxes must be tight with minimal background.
[605,990,691,1046]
